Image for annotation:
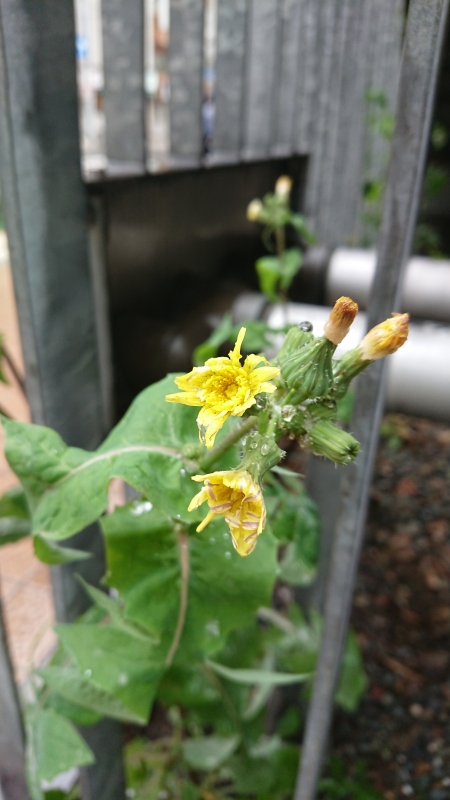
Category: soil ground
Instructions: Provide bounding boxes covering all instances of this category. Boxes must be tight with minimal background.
[330,415,450,800]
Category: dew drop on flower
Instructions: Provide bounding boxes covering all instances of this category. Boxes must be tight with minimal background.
[281,405,296,422]
[261,443,270,455]
[299,321,313,332]
[250,441,258,450]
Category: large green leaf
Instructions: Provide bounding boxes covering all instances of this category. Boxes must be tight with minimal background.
[33,535,91,565]
[54,623,163,723]
[25,706,94,795]
[2,376,215,540]
[102,501,278,664]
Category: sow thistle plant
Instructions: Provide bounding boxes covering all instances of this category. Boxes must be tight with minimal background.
[0,185,409,799]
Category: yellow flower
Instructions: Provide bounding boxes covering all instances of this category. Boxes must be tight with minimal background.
[324,296,358,345]
[165,328,280,448]
[360,313,409,361]
[188,469,266,556]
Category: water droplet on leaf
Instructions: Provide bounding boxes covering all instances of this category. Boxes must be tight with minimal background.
[261,443,270,455]
[299,321,313,332]
[209,537,216,544]
[180,468,186,477]
[131,500,153,516]
[250,441,258,450]
[225,551,232,559]
[84,669,92,677]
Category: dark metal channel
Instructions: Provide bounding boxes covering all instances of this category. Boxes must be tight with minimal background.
[295,0,450,798]
[0,1,125,798]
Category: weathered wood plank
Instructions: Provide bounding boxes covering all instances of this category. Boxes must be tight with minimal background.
[169,0,204,166]
[271,0,303,156]
[212,0,247,163]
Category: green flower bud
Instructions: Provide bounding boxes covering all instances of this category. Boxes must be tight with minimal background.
[308,419,359,465]
[277,325,314,361]
[279,337,335,403]
[241,431,284,479]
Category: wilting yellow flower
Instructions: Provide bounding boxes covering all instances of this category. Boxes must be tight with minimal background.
[165,328,280,448]
[188,469,266,556]
[324,296,359,345]
[360,313,409,361]
[246,199,263,221]
[274,175,292,198]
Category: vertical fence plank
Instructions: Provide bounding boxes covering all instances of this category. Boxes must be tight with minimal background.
[241,0,279,160]
[101,0,146,172]
[0,1,125,797]
[169,0,204,167]
[0,606,29,799]
[294,0,320,155]
[295,2,450,798]
[271,0,303,157]
[212,0,247,164]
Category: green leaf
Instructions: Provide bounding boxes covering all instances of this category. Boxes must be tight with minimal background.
[0,485,32,545]
[25,705,94,791]
[192,313,234,365]
[206,659,311,686]
[290,213,316,244]
[279,248,302,292]
[182,735,240,771]
[54,624,163,723]
[76,576,155,642]
[38,665,148,724]
[102,502,278,665]
[266,479,320,586]
[335,631,368,712]
[34,535,91,565]
[45,691,102,727]
[255,256,282,302]
[2,376,210,539]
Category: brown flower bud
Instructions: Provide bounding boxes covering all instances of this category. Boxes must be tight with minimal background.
[324,296,359,345]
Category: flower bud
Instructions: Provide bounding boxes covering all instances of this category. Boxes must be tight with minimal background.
[308,419,359,465]
[277,324,314,361]
[359,313,409,361]
[324,296,358,345]
[241,431,284,480]
[275,175,292,199]
[279,337,334,403]
[247,199,264,222]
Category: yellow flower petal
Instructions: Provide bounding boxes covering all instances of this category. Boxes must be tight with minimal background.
[165,329,280,448]
[188,469,266,556]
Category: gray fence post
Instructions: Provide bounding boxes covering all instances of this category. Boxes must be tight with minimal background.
[0,1,126,798]
[295,1,450,798]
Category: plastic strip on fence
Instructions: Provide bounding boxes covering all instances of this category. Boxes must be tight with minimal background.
[271,0,303,157]
[168,0,204,168]
[101,0,146,174]
[211,0,247,164]
[0,1,126,798]
[295,1,450,798]
[0,606,30,800]
[241,0,279,161]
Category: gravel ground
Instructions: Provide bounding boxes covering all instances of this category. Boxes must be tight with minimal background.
[330,415,450,799]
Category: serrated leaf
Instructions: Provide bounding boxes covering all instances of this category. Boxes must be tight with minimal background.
[206,659,311,686]
[54,624,163,723]
[38,665,147,724]
[25,705,94,788]
[182,735,240,771]
[267,479,319,586]
[2,376,211,540]
[34,535,91,565]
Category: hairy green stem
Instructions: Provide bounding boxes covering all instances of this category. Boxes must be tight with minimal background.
[199,416,258,471]
[165,530,189,667]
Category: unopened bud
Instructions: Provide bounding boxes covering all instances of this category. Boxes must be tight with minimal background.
[275,175,292,199]
[324,296,358,345]
[247,199,263,222]
[277,325,314,361]
[241,432,284,479]
[359,313,409,361]
[279,337,334,403]
[308,419,359,465]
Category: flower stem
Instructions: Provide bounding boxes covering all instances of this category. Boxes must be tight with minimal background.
[165,529,189,667]
[198,416,258,471]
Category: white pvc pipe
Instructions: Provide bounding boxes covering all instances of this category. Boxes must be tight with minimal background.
[326,248,450,322]
[262,301,450,421]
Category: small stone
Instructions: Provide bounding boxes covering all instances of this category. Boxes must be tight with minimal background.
[401,785,413,796]
[409,703,423,718]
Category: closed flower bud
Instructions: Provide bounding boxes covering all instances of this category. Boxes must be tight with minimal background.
[277,324,314,361]
[308,419,359,465]
[241,431,284,479]
[359,313,409,361]
[324,296,359,345]
[247,198,264,222]
[274,175,292,199]
[279,337,334,403]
